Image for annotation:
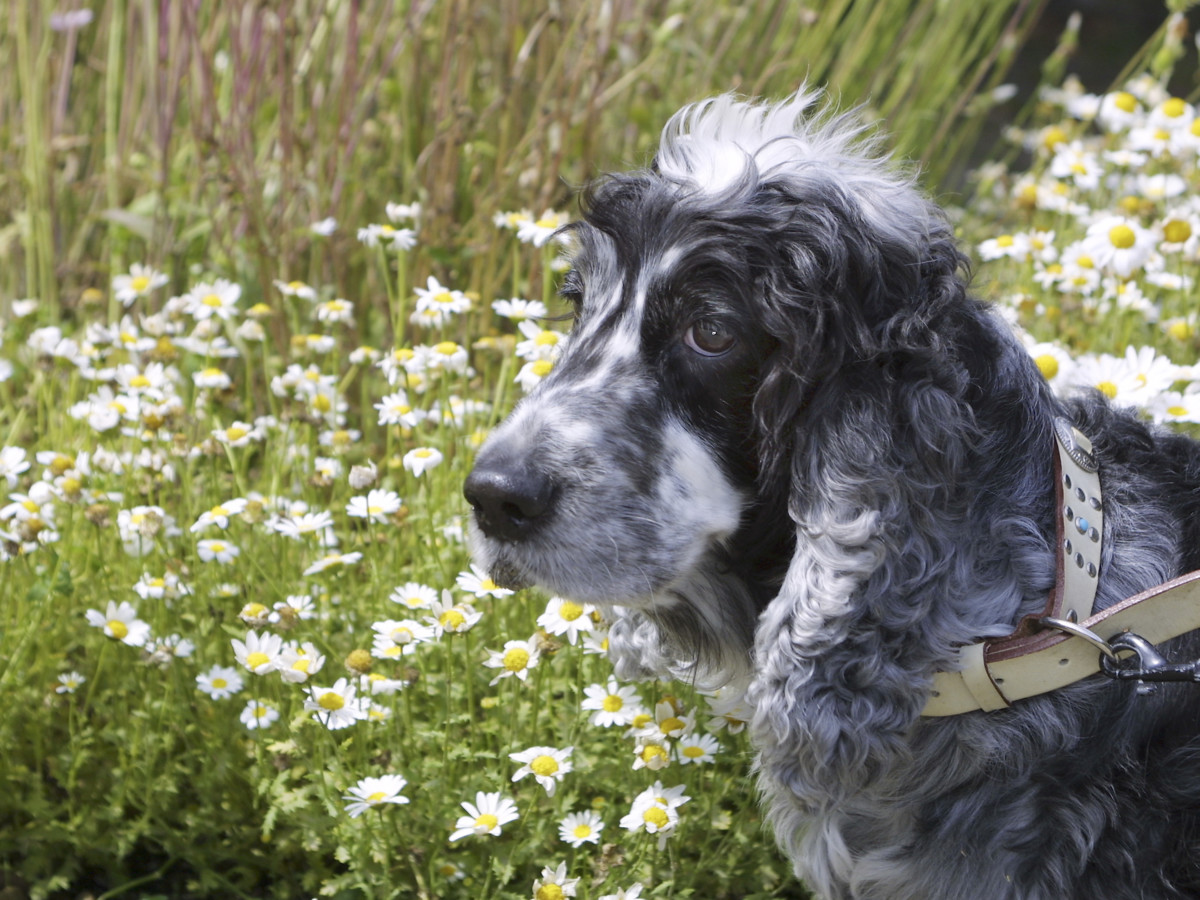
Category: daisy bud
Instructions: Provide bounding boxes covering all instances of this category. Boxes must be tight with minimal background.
[345,648,373,675]
[349,462,378,490]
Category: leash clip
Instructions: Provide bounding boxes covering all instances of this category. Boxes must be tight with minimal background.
[1100,631,1200,694]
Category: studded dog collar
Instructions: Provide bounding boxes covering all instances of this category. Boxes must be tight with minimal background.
[924,418,1200,717]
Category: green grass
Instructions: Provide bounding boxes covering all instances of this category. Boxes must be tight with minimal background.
[1,2,1199,898]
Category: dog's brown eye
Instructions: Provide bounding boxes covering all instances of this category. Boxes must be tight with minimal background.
[685,318,737,356]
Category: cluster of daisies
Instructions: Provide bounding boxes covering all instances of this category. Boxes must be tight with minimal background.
[979,74,1200,423]
[0,200,764,896]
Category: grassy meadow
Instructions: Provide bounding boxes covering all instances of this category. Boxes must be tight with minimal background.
[2,1,1200,898]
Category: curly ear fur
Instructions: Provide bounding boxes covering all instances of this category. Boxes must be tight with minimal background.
[740,156,1065,861]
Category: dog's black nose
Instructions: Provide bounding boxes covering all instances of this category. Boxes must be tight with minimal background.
[464,460,554,542]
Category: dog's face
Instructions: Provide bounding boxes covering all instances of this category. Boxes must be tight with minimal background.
[464,92,948,669]
[464,179,776,609]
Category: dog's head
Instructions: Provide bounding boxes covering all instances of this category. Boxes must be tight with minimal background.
[464,90,970,682]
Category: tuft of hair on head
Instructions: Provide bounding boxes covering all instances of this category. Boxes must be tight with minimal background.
[652,88,938,248]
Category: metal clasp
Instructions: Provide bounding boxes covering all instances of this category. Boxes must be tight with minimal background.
[1099,631,1200,694]
[1039,617,1200,696]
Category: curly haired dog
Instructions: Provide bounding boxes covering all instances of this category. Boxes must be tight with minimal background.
[463,91,1200,899]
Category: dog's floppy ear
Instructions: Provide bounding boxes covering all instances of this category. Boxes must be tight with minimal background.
[745,201,980,817]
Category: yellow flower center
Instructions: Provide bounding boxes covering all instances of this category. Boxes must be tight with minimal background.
[1164,219,1193,244]
[107,620,128,639]
[1108,225,1136,249]
[434,341,460,356]
[1166,321,1193,340]
[209,542,227,554]
[288,281,306,291]
[130,374,151,388]
[1096,380,1119,399]
[246,651,270,670]
[1163,97,1188,118]
[225,426,248,442]
[474,813,499,830]
[531,359,554,377]
[659,716,685,733]
[201,293,223,307]
[1168,405,1188,417]
[1041,126,1068,150]
[536,886,565,900]
[1034,354,1059,380]
[318,691,345,711]
[502,647,530,672]
[558,600,584,621]
[682,744,706,759]
[1113,91,1137,113]
[641,743,668,763]
[1075,254,1095,270]
[366,791,388,804]
[434,291,455,305]
[642,806,670,828]
[242,603,266,618]
[211,677,228,690]
[631,713,653,729]
[534,330,560,346]
[130,275,151,292]
[530,755,559,777]
[602,694,624,713]
[996,234,1015,248]
[439,609,466,630]
[49,454,75,476]
[572,824,593,839]
[535,215,560,229]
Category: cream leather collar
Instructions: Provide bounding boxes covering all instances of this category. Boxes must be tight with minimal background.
[923,418,1200,717]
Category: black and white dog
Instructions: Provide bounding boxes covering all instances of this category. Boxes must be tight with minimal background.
[463,91,1200,899]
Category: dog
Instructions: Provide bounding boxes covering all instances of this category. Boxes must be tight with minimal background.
[463,90,1200,899]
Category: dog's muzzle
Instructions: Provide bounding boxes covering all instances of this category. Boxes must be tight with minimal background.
[463,451,555,543]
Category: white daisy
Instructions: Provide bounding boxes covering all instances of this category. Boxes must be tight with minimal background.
[112,263,168,307]
[402,447,443,477]
[456,564,514,599]
[304,677,368,730]
[196,664,245,699]
[582,678,643,728]
[345,489,403,522]
[183,279,242,321]
[239,699,280,730]
[674,731,720,765]
[277,641,327,683]
[510,745,573,797]
[484,637,541,685]
[389,581,438,610]
[196,538,240,564]
[531,863,579,899]
[84,601,151,647]
[558,810,604,847]
[342,774,410,817]
[448,791,519,841]
[537,596,593,644]
[231,630,284,675]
